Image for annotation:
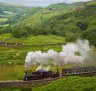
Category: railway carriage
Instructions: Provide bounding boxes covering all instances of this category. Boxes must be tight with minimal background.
[62,66,96,76]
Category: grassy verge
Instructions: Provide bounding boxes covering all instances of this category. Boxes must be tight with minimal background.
[33,76,96,91]
[0,76,96,91]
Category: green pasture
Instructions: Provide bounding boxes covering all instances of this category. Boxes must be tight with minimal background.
[0,34,65,44]
[3,24,9,27]
[0,34,64,65]
[0,44,62,65]
[0,65,24,81]
[6,34,65,45]
[0,34,11,40]
[0,18,8,22]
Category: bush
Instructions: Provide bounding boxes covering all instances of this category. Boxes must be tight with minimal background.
[81,27,96,46]
[76,21,88,30]
[65,33,78,42]
[12,28,29,38]
[21,87,32,91]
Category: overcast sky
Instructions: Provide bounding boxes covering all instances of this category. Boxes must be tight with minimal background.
[0,0,91,6]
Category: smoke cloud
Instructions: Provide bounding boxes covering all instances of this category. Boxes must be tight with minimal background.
[36,65,51,71]
[25,39,94,69]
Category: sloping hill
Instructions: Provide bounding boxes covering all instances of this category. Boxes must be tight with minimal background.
[0,1,96,46]
[47,2,86,11]
[12,1,96,46]
[0,2,42,28]
[18,2,86,27]
[0,2,33,14]
[15,1,95,33]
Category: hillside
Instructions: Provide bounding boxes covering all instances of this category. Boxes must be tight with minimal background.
[12,1,96,46]
[47,2,86,11]
[14,1,87,28]
[0,2,42,28]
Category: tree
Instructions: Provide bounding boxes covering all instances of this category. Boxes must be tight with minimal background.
[0,25,12,34]
[12,29,22,38]
[76,21,88,30]
[81,27,96,46]
[23,26,33,34]
[12,27,29,38]
[20,29,28,37]
[65,33,78,42]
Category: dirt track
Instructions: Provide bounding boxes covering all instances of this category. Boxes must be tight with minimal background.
[0,78,59,88]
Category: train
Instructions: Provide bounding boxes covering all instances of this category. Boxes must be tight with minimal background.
[24,69,59,81]
[24,66,96,81]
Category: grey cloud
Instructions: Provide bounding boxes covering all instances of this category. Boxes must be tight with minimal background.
[0,0,91,6]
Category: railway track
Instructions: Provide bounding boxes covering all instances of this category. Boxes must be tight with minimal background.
[0,78,59,88]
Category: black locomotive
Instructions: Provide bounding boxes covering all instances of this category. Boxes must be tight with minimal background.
[24,70,59,81]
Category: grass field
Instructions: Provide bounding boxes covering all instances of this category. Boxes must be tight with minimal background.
[0,76,96,91]
[0,34,65,44]
[0,18,8,22]
[0,65,24,80]
[6,34,65,45]
[0,34,11,40]
[0,34,65,65]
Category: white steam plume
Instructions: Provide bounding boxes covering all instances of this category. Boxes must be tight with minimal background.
[43,65,51,71]
[25,39,91,69]
[36,65,51,71]
[36,65,43,71]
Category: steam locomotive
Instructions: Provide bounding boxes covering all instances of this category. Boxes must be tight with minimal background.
[24,66,96,81]
[24,70,59,81]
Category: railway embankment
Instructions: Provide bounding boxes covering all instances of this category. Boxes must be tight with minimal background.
[0,78,59,88]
